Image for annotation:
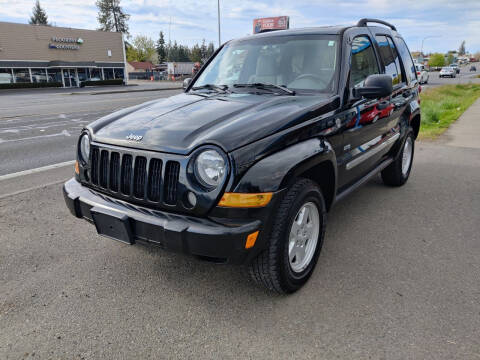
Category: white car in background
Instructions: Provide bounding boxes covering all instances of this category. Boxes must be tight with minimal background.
[439,67,456,78]
[414,63,429,84]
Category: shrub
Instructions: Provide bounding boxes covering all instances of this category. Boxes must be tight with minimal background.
[83,79,124,86]
[0,82,62,89]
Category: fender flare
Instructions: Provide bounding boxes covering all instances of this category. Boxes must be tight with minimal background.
[233,138,337,195]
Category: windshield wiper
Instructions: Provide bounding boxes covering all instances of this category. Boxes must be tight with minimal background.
[233,83,295,95]
[191,84,230,93]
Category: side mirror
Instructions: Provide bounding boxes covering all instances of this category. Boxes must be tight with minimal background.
[183,78,192,91]
[353,74,393,99]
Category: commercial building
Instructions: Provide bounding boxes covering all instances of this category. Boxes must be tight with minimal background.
[0,21,127,87]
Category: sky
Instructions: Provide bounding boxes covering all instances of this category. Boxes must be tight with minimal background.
[0,0,479,54]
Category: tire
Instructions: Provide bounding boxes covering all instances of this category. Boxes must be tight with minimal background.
[381,130,415,187]
[248,178,326,294]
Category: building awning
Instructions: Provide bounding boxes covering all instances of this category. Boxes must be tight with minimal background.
[0,60,124,68]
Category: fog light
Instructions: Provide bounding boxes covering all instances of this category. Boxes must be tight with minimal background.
[187,191,197,207]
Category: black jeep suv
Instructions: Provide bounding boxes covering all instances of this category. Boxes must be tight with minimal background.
[64,19,421,293]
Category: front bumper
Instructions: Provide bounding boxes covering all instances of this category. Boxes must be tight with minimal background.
[63,178,261,264]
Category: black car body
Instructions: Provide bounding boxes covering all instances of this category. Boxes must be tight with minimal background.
[64,19,421,293]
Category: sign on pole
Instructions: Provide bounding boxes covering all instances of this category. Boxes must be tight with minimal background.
[253,16,289,34]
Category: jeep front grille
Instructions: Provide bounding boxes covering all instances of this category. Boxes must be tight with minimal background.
[88,145,180,207]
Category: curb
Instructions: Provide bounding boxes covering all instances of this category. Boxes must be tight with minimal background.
[72,87,183,96]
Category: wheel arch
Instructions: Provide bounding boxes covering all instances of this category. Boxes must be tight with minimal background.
[233,138,337,211]
[410,113,421,139]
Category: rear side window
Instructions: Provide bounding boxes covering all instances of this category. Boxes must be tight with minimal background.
[375,35,402,85]
[350,35,379,87]
[395,37,417,84]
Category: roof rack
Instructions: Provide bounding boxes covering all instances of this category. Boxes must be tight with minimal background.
[356,18,397,31]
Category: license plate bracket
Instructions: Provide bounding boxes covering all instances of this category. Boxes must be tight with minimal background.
[90,206,133,244]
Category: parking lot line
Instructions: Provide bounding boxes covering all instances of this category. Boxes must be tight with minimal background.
[0,160,75,181]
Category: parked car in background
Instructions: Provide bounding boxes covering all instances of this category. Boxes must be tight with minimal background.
[0,72,13,84]
[439,67,456,78]
[470,65,477,72]
[450,63,460,74]
[415,63,429,84]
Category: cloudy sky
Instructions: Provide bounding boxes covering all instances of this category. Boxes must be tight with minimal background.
[0,0,479,53]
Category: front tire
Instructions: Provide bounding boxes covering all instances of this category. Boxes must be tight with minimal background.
[381,130,415,186]
[248,178,326,294]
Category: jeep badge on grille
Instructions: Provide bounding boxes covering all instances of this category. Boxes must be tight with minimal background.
[126,134,143,141]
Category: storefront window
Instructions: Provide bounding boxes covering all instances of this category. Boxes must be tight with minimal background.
[31,68,48,83]
[114,68,125,79]
[0,68,13,84]
[77,68,88,82]
[48,69,63,84]
[89,68,102,81]
[103,68,114,80]
[13,68,31,83]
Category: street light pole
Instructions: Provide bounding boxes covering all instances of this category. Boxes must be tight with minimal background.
[421,36,438,55]
[217,0,221,48]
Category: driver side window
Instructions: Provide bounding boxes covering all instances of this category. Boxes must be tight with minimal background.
[350,35,379,87]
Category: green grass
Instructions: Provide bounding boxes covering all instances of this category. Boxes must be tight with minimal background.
[419,84,480,138]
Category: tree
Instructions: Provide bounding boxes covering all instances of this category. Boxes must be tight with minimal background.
[131,35,158,63]
[29,0,49,25]
[206,42,215,58]
[156,31,167,63]
[96,0,130,35]
[428,53,445,67]
[458,41,466,56]
[126,45,139,62]
[446,53,454,65]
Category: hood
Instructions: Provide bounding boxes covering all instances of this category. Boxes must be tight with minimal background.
[89,92,339,155]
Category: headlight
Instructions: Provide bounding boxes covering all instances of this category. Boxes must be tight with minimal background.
[79,134,90,163]
[194,150,226,187]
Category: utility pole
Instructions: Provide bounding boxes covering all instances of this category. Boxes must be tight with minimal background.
[217,0,221,47]
[421,36,439,55]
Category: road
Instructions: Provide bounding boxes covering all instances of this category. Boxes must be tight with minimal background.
[0,88,182,176]
[421,63,480,91]
[0,140,479,359]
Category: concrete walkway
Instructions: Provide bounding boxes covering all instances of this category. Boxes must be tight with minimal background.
[440,98,480,149]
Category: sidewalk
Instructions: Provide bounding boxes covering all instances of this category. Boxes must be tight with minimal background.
[439,98,480,149]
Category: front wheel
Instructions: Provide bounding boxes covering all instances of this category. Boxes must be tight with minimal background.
[248,178,326,293]
[381,130,415,186]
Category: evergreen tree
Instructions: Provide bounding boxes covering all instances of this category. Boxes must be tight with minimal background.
[200,39,208,62]
[207,42,215,58]
[96,0,130,35]
[29,0,49,25]
[458,41,466,56]
[156,31,167,63]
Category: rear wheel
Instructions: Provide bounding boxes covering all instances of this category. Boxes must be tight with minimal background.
[381,130,415,186]
[248,178,326,294]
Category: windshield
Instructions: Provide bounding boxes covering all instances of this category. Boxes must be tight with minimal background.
[193,34,339,94]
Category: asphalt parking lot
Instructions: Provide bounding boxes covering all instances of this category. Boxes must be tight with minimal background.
[0,87,181,175]
[1,83,480,359]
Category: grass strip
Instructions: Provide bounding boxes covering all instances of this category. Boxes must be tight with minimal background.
[419,84,480,138]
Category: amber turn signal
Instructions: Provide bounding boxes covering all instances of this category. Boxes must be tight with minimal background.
[245,231,259,249]
[218,192,273,208]
[74,160,80,175]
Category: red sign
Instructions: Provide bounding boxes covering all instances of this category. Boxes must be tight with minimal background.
[253,16,289,34]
